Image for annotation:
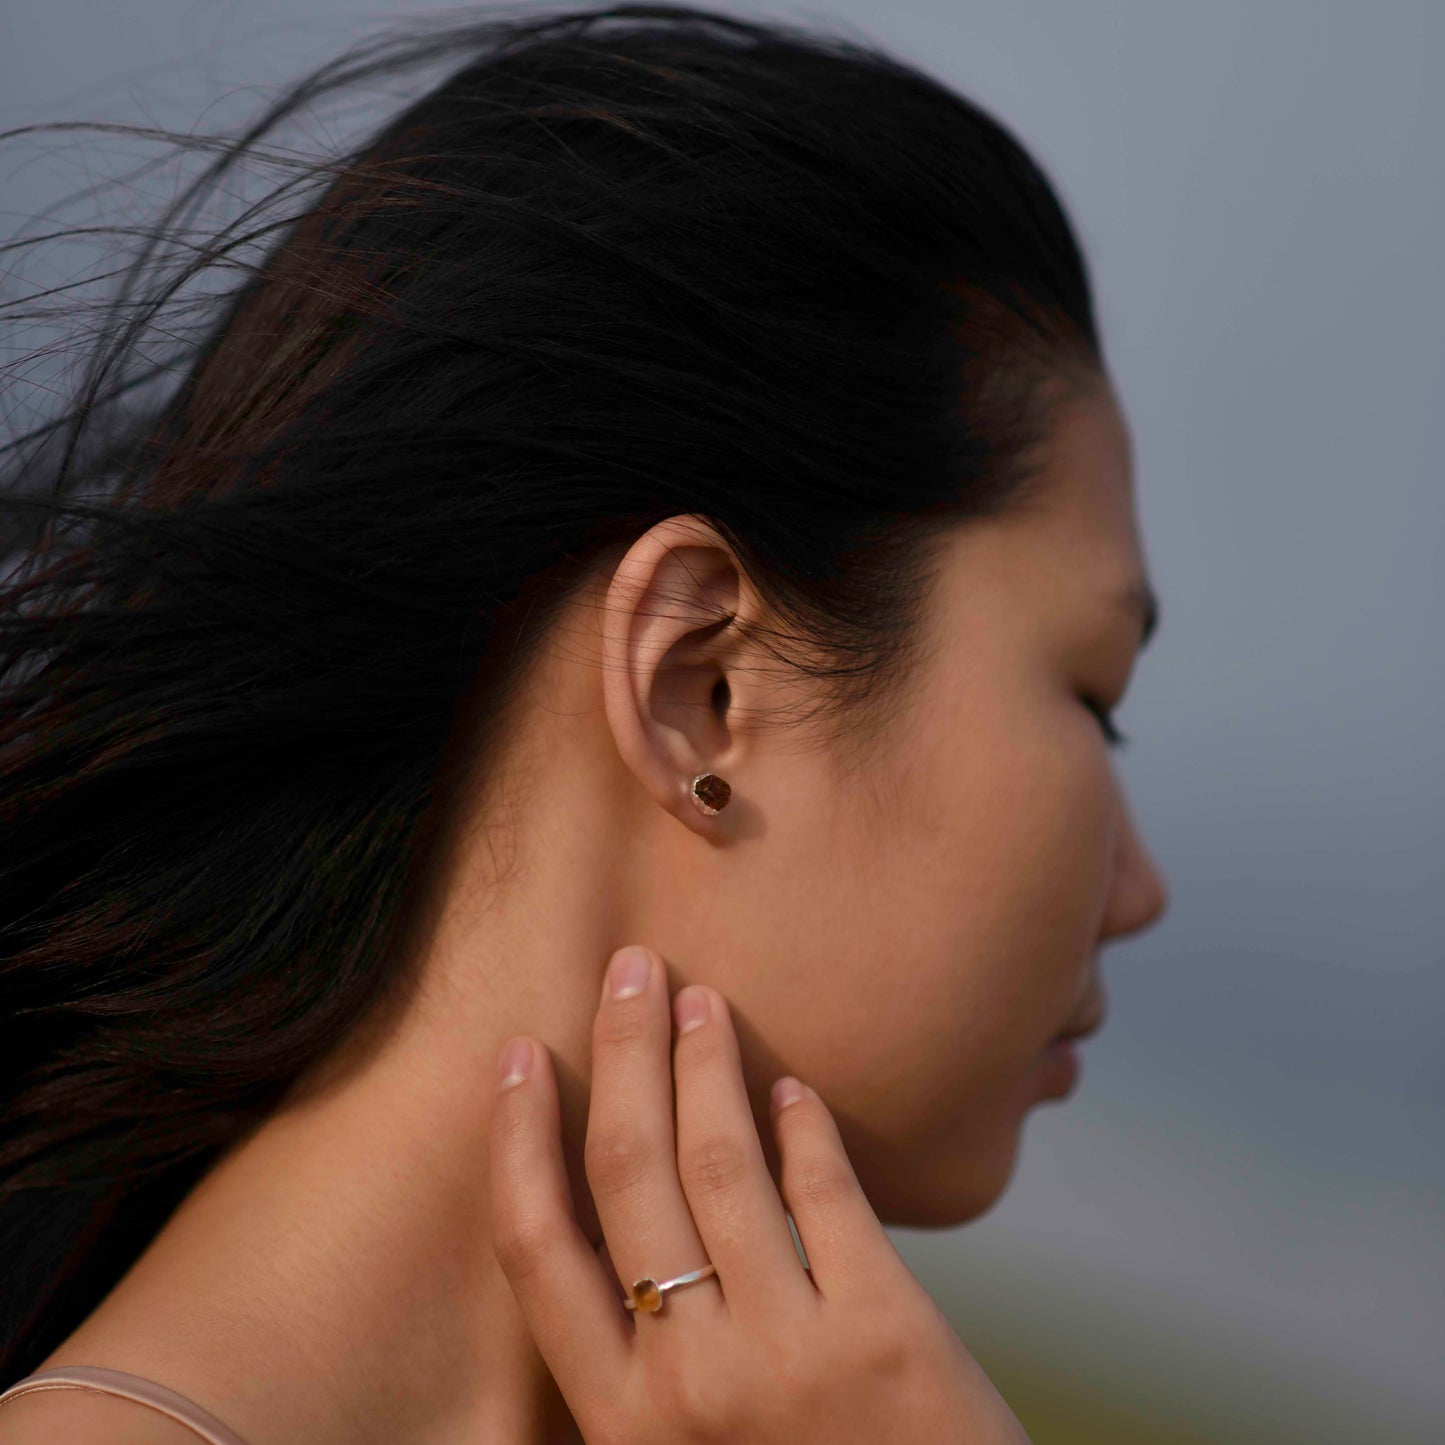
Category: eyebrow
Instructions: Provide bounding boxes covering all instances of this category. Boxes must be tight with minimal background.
[1119,580,1160,650]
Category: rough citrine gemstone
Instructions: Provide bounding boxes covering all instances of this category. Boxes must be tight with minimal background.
[632,1278,662,1312]
[692,774,730,813]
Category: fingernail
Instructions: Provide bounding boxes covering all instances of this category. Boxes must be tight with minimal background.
[771,1076,808,1111]
[608,946,653,1000]
[673,985,712,1035]
[498,1037,533,1090]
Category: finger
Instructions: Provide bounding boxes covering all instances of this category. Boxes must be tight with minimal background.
[768,1075,912,1303]
[585,947,725,1326]
[671,986,817,1321]
[490,1034,633,1402]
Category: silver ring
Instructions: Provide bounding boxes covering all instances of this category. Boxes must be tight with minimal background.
[624,1263,718,1313]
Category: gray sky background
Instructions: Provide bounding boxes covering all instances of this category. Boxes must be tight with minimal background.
[3,2,1440,1440]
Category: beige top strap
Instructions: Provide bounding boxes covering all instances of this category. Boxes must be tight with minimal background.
[0,1364,250,1444]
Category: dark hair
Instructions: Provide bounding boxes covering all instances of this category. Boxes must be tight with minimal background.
[0,2,1101,1380]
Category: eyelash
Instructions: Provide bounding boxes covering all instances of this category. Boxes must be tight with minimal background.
[1082,696,1131,750]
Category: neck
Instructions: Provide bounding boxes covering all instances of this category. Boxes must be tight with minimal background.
[36,706,647,1444]
[46,1050,577,1443]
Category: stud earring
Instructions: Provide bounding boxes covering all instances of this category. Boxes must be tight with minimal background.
[690,772,731,815]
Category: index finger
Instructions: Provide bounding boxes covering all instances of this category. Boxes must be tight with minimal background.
[489,1035,634,1403]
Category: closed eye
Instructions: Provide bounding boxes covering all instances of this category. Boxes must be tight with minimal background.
[1082,696,1131,750]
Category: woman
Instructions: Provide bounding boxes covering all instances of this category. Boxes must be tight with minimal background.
[0,4,1168,1440]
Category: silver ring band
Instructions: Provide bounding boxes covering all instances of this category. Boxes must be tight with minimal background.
[624,1263,718,1313]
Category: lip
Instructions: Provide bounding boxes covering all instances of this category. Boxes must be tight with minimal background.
[1038,1036,1082,1098]
[1053,1011,1105,1044]
[1054,987,1108,1044]
[1036,1002,1106,1100]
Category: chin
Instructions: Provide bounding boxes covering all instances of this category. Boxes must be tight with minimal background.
[860,1133,1023,1229]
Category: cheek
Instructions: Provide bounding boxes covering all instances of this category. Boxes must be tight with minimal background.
[750,695,1116,1178]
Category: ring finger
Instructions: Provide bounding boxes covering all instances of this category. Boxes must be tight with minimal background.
[584,945,726,1327]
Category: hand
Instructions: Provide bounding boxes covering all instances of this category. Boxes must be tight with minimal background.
[488,945,1032,1444]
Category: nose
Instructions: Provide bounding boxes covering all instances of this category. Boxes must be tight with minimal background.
[1097,787,1170,943]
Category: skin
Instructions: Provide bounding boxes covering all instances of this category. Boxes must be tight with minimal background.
[4,380,1167,1445]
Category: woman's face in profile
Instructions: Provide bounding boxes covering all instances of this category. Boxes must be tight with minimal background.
[636,383,1169,1227]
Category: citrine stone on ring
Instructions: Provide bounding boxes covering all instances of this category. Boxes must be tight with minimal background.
[624,1263,717,1313]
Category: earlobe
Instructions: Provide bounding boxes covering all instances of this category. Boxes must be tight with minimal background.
[598,515,747,831]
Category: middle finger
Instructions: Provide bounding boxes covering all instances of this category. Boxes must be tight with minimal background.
[585,945,725,1327]
[672,984,818,1323]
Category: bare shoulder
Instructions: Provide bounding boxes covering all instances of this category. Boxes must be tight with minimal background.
[0,1385,201,1443]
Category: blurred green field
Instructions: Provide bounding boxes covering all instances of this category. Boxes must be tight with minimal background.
[888,1230,1424,1445]
[967,1337,1244,1445]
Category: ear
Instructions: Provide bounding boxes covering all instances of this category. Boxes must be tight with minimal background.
[598,514,765,837]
